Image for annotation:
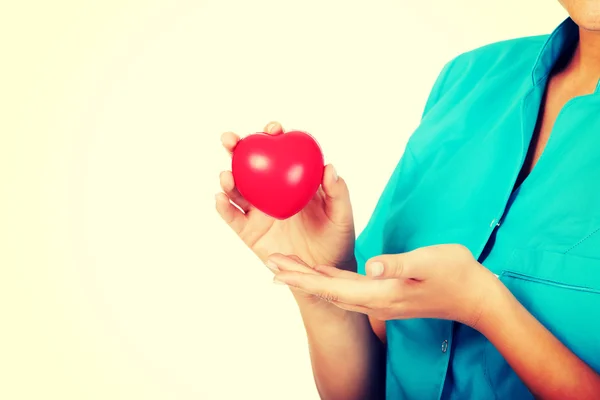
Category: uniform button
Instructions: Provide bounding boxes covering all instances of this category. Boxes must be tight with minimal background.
[441,340,449,353]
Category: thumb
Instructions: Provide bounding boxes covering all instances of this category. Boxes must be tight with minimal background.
[321,164,353,225]
[263,121,284,135]
[366,253,424,280]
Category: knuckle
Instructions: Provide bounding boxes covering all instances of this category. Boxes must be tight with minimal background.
[395,261,405,277]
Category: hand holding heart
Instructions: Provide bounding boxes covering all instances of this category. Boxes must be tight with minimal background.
[268,244,499,329]
[216,122,357,305]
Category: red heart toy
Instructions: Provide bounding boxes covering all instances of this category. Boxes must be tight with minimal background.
[231,130,325,220]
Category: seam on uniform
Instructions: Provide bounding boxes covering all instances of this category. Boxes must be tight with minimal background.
[422,57,457,119]
[432,59,454,103]
[531,17,572,85]
[564,227,600,254]
[531,30,559,85]
[482,343,497,399]
[405,142,421,169]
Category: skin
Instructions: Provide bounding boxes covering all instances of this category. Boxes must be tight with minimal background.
[217,122,385,399]
[216,4,600,399]
[559,0,600,31]
[517,1,600,188]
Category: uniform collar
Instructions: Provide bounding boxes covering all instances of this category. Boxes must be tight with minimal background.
[532,17,600,94]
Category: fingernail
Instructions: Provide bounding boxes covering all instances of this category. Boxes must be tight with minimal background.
[332,165,338,181]
[273,277,286,285]
[369,262,384,277]
[266,122,276,132]
[265,260,279,272]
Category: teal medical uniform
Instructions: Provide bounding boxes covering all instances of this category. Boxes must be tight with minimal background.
[355,17,600,399]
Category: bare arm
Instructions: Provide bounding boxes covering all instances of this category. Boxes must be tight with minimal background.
[296,302,386,400]
[478,279,600,399]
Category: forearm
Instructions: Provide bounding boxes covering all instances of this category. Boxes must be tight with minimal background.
[478,276,600,399]
[296,300,386,400]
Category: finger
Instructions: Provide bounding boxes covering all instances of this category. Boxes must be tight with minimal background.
[286,255,305,264]
[273,271,390,306]
[366,252,423,280]
[267,254,321,275]
[263,121,284,135]
[321,164,353,226]
[215,192,247,234]
[219,170,252,213]
[331,301,372,315]
[267,256,362,280]
[313,264,368,280]
[221,131,240,155]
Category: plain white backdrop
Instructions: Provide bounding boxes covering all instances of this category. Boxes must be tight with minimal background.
[1,1,567,399]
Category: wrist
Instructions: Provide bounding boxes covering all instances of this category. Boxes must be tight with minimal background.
[295,294,352,320]
[471,270,512,336]
[290,254,360,326]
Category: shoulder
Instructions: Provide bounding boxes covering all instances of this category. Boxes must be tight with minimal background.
[420,34,548,120]
[453,34,549,68]
[409,34,550,161]
[435,34,549,97]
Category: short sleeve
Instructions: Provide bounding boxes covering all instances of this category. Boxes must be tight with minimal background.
[354,58,456,275]
[421,58,457,119]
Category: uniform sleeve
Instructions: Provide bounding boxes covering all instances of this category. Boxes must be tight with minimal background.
[354,58,457,275]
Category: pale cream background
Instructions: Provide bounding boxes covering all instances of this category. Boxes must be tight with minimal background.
[1,1,567,399]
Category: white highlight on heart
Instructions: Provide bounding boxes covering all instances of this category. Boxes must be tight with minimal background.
[287,165,304,185]
[249,154,270,171]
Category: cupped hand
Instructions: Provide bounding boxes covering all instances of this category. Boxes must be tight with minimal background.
[215,121,357,277]
[268,244,499,329]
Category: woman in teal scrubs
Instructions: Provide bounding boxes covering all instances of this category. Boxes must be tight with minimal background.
[216,2,600,399]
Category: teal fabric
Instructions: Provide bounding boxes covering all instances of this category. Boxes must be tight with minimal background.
[355,17,600,399]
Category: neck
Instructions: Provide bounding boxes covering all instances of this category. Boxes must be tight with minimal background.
[563,28,600,89]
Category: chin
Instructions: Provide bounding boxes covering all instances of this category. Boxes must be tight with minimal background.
[563,1,600,31]
[573,16,600,32]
